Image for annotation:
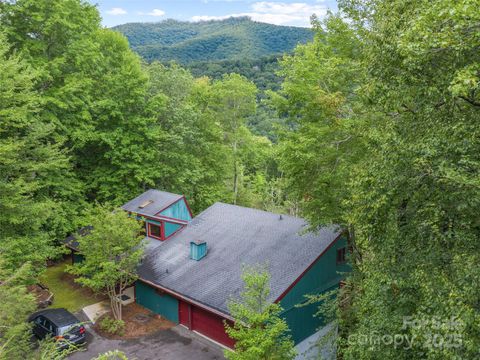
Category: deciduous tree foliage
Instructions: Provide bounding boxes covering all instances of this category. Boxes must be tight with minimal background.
[0,262,36,360]
[0,33,73,273]
[0,0,160,206]
[211,74,258,204]
[69,206,144,321]
[145,63,229,212]
[276,1,480,358]
[225,266,296,360]
[274,15,365,228]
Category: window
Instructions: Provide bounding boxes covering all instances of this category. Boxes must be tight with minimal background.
[336,247,346,264]
[148,223,162,240]
[43,319,54,332]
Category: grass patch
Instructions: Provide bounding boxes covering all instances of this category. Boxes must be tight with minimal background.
[40,260,104,313]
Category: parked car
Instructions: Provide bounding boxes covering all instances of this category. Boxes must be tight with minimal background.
[29,308,86,349]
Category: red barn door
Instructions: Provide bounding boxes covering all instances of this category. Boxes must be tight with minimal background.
[191,306,235,348]
[179,301,190,328]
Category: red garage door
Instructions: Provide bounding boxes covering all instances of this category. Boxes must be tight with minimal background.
[179,301,190,328]
[191,305,235,348]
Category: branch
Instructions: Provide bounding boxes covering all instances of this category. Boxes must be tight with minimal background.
[458,95,480,107]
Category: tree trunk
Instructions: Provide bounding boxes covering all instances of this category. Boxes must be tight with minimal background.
[109,286,123,321]
[347,223,362,265]
[233,139,238,204]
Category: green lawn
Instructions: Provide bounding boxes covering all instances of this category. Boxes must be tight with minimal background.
[40,261,104,313]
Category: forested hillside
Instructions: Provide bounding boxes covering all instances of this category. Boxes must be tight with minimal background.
[114,18,304,140]
[1,0,479,359]
[113,17,313,64]
[188,55,282,92]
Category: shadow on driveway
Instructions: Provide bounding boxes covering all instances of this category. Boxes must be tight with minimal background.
[69,325,225,360]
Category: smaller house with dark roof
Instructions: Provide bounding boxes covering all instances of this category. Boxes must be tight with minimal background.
[68,189,349,348]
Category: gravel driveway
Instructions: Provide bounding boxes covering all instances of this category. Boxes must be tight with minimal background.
[68,325,226,360]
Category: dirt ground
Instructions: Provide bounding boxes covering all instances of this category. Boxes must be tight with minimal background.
[94,303,174,339]
[28,284,53,308]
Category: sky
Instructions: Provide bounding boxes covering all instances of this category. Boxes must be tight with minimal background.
[89,1,338,28]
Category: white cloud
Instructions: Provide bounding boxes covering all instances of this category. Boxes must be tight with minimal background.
[137,8,166,17]
[106,7,127,16]
[191,2,327,27]
[147,9,166,17]
[252,2,325,15]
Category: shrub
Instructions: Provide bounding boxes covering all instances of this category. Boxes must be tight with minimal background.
[99,316,125,336]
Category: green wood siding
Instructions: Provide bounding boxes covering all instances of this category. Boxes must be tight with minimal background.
[279,236,349,344]
[135,281,179,323]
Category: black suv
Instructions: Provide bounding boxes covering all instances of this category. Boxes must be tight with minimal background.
[29,308,86,349]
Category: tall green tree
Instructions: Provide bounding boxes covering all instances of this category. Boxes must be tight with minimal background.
[0,33,73,272]
[338,1,480,358]
[74,30,159,203]
[211,74,258,204]
[225,266,296,360]
[274,14,364,229]
[0,0,160,207]
[276,2,480,359]
[69,206,144,320]
[145,63,229,212]
[0,262,36,360]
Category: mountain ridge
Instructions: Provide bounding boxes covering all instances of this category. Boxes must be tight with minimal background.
[113,17,313,64]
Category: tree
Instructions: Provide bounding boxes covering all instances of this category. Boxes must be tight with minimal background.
[145,63,229,212]
[0,0,161,207]
[225,266,296,360]
[0,262,36,360]
[69,206,144,320]
[91,350,128,360]
[273,14,364,229]
[275,2,480,359]
[211,74,258,204]
[0,32,74,274]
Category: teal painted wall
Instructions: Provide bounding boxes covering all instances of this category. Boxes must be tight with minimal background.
[160,198,192,221]
[279,236,349,344]
[165,221,182,237]
[135,281,179,323]
[190,242,207,260]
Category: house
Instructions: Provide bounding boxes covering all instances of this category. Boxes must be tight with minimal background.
[68,189,349,348]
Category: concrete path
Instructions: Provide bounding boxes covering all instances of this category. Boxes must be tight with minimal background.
[82,301,110,324]
[68,325,225,360]
[295,322,336,360]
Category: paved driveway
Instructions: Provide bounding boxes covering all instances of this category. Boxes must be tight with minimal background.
[69,325,226,360]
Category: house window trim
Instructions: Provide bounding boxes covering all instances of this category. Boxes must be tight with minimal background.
[148,222,164,241]
[336,247,346,265]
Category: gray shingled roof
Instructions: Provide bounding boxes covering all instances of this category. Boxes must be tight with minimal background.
[138,202,341,315]
[121,189,183,217]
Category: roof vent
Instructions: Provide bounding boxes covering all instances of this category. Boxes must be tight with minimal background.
[139,200,153,209]
[190,240,207,261]
[279,214,283,220]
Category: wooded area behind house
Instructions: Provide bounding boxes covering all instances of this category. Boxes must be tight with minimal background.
[0,0,479,359]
